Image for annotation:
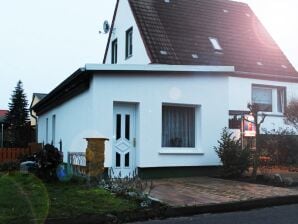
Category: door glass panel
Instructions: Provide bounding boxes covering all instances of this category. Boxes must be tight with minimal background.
[125,114,130,140]
[116,114,121,140]
[116,152,121,167]
[125,152,130,167]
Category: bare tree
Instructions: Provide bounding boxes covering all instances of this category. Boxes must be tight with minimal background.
[247,103,267,178]
[284,98,298,131]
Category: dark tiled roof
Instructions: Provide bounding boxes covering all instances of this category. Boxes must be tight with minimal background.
[128,0,297,77]
[33,93,47,100]
[0,110,8,117]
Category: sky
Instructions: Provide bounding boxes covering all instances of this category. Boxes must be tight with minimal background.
[0,0,298,110]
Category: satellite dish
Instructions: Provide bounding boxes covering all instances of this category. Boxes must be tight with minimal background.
[103,20,110,34]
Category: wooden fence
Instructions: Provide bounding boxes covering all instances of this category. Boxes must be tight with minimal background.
[0,144,42,163]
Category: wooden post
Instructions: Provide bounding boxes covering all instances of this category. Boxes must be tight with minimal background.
[85,138,109,184]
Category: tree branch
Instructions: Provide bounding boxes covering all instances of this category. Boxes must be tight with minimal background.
[258,113,267,125]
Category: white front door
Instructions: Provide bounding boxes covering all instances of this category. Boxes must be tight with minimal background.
[112,103,137,178]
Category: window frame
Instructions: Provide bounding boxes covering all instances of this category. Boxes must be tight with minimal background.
[161,103,198,150]
[46,118,49,144]
[125,27,133,59]
[251,84,286,114]
[159,102,204,155]
[52,114,56,145]
[111,38,118,64]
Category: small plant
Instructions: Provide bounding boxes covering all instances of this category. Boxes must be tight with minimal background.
[215,128,251,178]
[99,174,154,208]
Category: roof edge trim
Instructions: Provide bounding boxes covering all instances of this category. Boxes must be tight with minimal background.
[85,64,235,73]
[103,0,120,64]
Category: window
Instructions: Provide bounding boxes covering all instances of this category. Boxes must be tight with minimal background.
[46,118,49,144]
[162,105,195,148]
[125,27,133,58]
[125,152,130,167]
[209,37,222,51]
[252,87,272,112]
[111,39,117,64]
[125,114,130,140]
[116,114,121,140]
[116,152,121,167]
[229,114,242,129]
[252,85,286,113]
[52,115,56,145]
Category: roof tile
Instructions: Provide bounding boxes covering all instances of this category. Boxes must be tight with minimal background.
[129,0,297,77]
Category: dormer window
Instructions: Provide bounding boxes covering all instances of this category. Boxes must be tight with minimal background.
[111,39,118,64]
[125,27,133,59]
[209,37,222,51]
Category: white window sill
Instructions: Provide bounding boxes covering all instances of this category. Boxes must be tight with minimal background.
[159,148,204,155]
[259,112,284,117]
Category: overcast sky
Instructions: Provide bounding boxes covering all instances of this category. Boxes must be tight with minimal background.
[0,0,297,109]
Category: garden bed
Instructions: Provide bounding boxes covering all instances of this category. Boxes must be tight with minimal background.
[222,166,298,188]
[0,173,165,224]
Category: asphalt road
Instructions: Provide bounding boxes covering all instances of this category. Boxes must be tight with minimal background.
[131,204,298,224]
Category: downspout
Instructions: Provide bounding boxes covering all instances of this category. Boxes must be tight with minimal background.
[30,108,38,142]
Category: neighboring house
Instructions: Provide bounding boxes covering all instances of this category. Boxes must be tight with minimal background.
[30,93,47,127]
[33,0,298,178]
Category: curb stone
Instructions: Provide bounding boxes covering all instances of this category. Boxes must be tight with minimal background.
[44,195,298,224]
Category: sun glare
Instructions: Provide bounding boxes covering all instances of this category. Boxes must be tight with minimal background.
[243,1,298,41]
[238,0,298,68]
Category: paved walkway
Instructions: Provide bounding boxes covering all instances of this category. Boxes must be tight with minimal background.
[148,177,298,207]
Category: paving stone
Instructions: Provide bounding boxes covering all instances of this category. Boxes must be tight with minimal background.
[148,177,298,207]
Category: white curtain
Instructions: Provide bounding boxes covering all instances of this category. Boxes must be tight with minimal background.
[252,87,272,111]
[162,106,195,148]
[277,88,285,113]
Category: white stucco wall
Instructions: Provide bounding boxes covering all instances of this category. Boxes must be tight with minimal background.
[37,72,298,168]
[92,73,229,168]
[105,0,150,64]
[228,77,298,132]
[38,89,96,162]
[37,71,230,168]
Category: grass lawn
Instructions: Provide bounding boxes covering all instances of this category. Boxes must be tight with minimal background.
[0,173,138,223]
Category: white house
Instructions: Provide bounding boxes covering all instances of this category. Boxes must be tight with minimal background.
[33,0,298,178]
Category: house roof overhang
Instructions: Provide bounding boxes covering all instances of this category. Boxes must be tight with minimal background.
[33,64,298,116]
[33,68,91,116]
[33,64,234,116]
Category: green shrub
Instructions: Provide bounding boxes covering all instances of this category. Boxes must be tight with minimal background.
[34,144,63,181]
[260,128,298,165]
[215,128,251,178]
